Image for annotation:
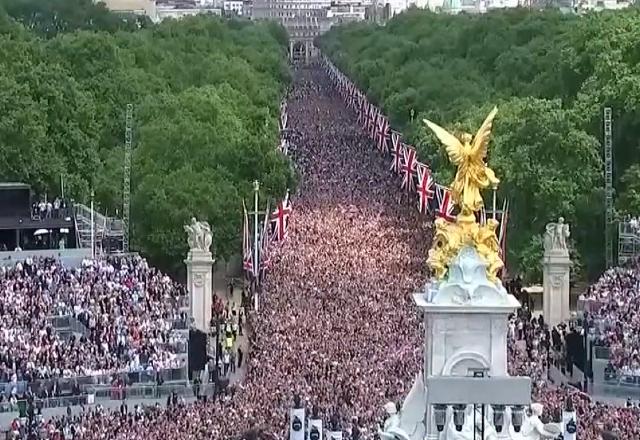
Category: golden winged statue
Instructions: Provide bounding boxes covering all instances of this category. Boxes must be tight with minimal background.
[424,107,500,219]
[423,107,504,282]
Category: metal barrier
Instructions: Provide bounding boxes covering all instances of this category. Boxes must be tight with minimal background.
[48,313,188,353]
[603,374,640,387]
[0,367,188,395]
[0,395,89,414]
[88,383,202,400]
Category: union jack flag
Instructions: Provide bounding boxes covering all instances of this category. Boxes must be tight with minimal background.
[433,185,456,222]
[368,105,378,138]
[401,146,417,191]
[271,191,292,242]
[416,163,434,214]
[390,131,403,173]
[498,199,509,260]
[377,115,390,154]
[358,100,368,126]
[259,203,271,280]
[348,85,356,109]
[242,200,254,278]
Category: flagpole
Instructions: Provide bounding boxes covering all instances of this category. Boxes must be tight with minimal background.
[253,180,260,280]
[90,189,95,259]
[492,188,497,220]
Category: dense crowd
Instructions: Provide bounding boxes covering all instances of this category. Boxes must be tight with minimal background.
[6,64,640,439]
[578,258,640,377]
[0,255,187,384]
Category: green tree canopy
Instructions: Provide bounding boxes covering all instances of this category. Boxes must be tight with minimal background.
[0,5,293,273]
[319,8,640,281]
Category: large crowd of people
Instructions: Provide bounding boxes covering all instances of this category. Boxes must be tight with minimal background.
[5,64,640,439]
[0,255,187,385]
[578,258,640,378]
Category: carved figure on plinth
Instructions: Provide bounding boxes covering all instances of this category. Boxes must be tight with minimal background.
[544,218,570,254]
[424,107,504,282]
[184,217,213,253]
[378,373,426,440]
[511,403,561,440]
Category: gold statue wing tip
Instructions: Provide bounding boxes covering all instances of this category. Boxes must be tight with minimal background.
[423,118,464,165]
[472,106,499,159]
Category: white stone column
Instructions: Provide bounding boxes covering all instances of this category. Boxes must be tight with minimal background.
[542,249,571,328]
[542,249,571,326]
[185,249,214,333]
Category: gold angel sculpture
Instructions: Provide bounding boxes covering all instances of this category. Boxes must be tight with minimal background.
[423,107,504,282]
[424,107,500,219]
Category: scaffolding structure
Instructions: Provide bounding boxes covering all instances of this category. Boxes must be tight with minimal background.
[123,104,133,253]
[604,107,614,268]
[618,219,640,265]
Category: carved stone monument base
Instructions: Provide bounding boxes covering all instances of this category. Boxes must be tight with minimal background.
[542,250,571,328]
[185,249,214,333]
[391,246,521,440]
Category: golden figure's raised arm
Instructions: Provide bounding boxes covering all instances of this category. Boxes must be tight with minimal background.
[470,106,498,160]
[423,119,464,165]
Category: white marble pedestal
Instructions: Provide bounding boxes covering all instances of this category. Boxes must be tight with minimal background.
[184,249,214,333]
[542,250,571,328]
[414,246,521,440]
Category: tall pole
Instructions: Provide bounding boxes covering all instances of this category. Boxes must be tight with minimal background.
[60,175,65,200]
[123,104,134,254]
[603,107,614,268]
[492,188,497,220]
[253,181,260,280]
[90,189,95,259]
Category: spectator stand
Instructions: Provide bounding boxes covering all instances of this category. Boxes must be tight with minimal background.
[0,183,76,254]
[618,216,640,265]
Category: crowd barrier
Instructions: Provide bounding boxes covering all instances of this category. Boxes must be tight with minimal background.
[47,313,189,355]
[0,394,90,414]
[0,367,188,396]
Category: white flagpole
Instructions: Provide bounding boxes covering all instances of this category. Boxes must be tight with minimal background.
[90,189,95,259]
[492,188,497,220]
[253,181,260,279]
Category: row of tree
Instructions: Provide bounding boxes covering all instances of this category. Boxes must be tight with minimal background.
[0,1,294,272]
[319,8,640,281]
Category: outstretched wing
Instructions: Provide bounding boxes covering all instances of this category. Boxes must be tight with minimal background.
[397,372,427,440]
[423,119,464,165]
[470,106,498,160]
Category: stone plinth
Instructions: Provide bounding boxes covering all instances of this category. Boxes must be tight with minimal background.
[542,249,571,328]
[185,249,214,333]
[414,246,521,440]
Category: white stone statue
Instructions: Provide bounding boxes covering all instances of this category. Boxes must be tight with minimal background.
[184,217,213,252]
[544,218,570,253]
[510,403,561,440]
[446,404,498,440]
[378,373,426,440]
[428,246,516,308]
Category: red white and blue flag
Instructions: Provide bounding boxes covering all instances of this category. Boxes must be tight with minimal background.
[259,203,271,279]
[377,114,390,153]
[401,146,418,191]
[242,200,255,278]
[390,131,403,173]
[433,185,456,222]
[271,191,292,242]
[416,163,435,214]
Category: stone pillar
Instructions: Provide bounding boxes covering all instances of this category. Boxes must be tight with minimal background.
[543,221,572,328]
[185,249,214,333]
[289,40,294,61]
[304,40,310,65]
[415,246,521,439]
